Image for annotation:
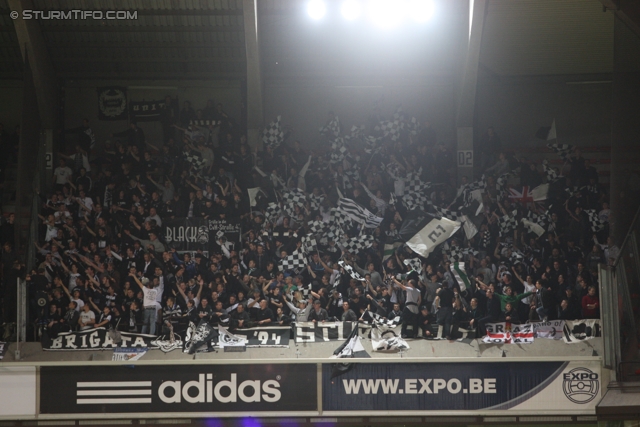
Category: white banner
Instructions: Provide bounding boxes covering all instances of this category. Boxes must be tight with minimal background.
[406,217,461,258]
[563,319,602,343]
[483,323,534,344]
[532,320,565,340]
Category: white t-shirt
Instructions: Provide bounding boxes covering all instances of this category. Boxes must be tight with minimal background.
[77,197,94,217]
[54,167,73,184]
[522,281,536,305]
[79,310,95,330]
[72,297,85,311]
[142,286,158,309]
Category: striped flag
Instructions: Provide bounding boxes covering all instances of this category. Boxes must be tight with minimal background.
[337,198,383,229]
[450,262,471,292]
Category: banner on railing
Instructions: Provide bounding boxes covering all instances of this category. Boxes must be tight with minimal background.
[294,321,370,343]
[563,319,602,343]
[42,328,157,351]
[482,323,534,344]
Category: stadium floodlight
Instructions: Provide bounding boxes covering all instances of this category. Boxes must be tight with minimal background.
[341,0,362,21]
[410,0,435,23]
[307,0,327,20]
[368,0,406,28]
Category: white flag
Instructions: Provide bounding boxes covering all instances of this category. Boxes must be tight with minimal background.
[406,217,461,258]
[531,183,549,201]
[247,187,260,207]
[218,325,248,348]
[522,218,545,237]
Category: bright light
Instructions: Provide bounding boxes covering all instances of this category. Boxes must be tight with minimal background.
[410,0,435,23]
[341,0,362,21]
[307,0,326,20]
[368,0,406,28]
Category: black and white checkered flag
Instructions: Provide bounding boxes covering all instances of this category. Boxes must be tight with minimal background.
[320,116,341,138]
[403,258,423,274]
[330,137,348,164]
[392,105,405,122]
[338,261,366,281]
[370,310,402,329]
[349,125,365,140]
[263,115,285,149]
[342,235,375,255]
[498,209,519,237]
[547,142,574,161]
[185,151,207,171]
[445,246,478,262]
[279,250,306,274]
[389,192,397,206]
[301,235,317,255]
[433,205,463,222]
[402,191,430,211]
[404,170,430,194]
[308,193,325,211]
[363,135,383,154]
[330,207,352,230]
[542,160,559,182]
[265,202,281,223]
[585,209,606,232]
[308,220,327,235]
[282,188,307,207]
[376,120,401,142]
[467,175,487,192]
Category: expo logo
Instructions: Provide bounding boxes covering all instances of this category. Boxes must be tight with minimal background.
[562,368,599,404]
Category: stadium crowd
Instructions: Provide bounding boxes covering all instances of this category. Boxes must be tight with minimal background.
[0,97,612,343]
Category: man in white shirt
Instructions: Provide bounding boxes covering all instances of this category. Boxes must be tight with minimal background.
[75,190,94,218]
[78,303,95,330]
[53,159,73,190]
[133,275,159,335]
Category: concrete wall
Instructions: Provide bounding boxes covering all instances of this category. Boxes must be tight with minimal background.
[62,80,243,150]
[475,75,612,149]
[0,80,24,133]
[264,76,457,151]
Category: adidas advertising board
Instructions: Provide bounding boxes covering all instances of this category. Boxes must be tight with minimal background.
[322,361,603,413]
[40,364,316,414]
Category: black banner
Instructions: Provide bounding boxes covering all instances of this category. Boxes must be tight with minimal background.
[40,364,317,414]
[42,328,157,351]
[163,218,241,253]
[163,218,211,252]
[323,362,567,411]
[183,324,290,353]
[129,99,165,122]
[97,87,128,121]
[294,321,370,343]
